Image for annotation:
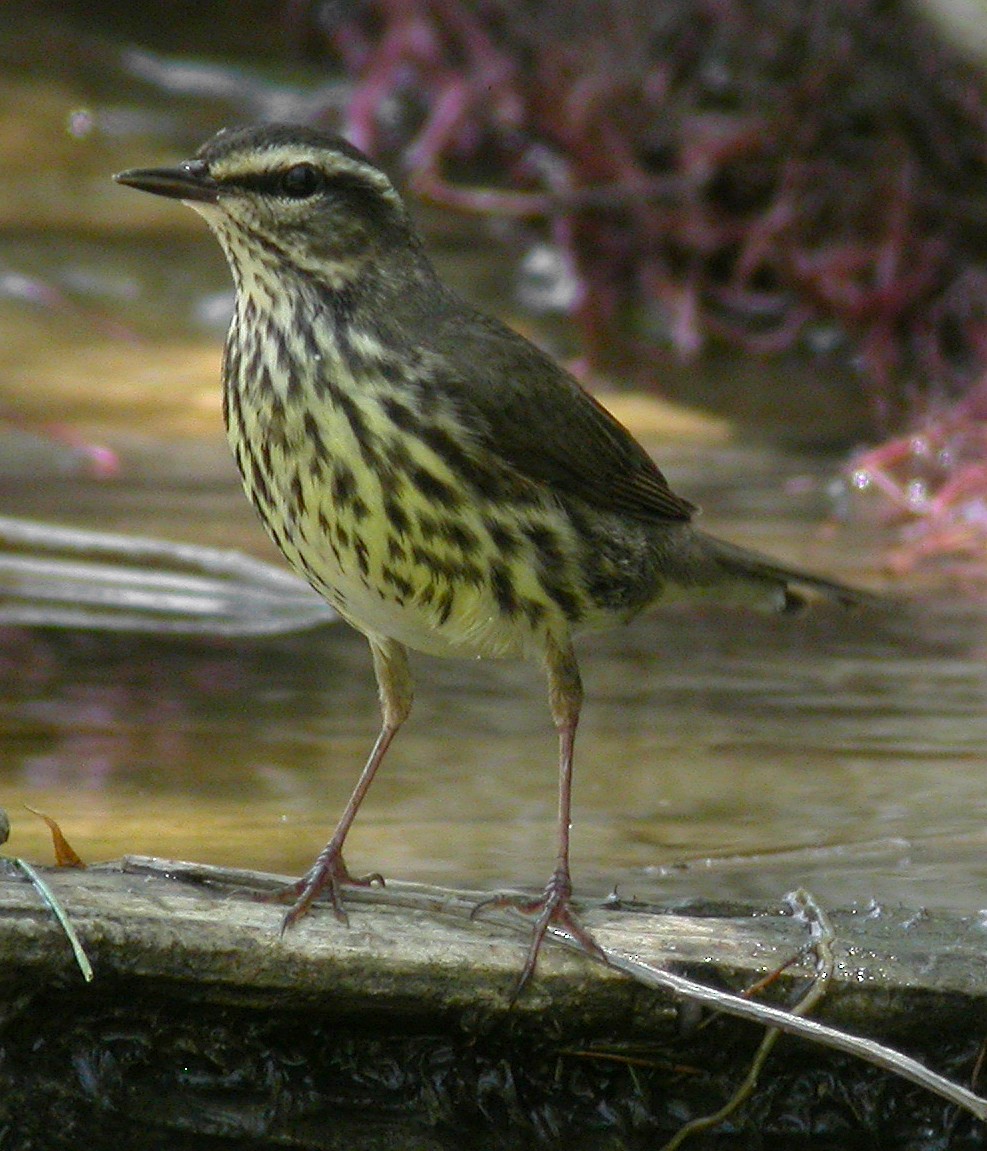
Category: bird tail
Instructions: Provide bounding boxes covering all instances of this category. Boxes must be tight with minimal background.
[699,532,885,612]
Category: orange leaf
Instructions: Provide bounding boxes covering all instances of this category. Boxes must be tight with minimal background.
[24,806,87,868]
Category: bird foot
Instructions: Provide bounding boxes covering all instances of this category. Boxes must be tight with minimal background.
[472,869,608,1000]
[257,846,384,933]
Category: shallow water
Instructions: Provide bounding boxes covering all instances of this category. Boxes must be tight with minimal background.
[2,450,985,919]
[1,22,985,926]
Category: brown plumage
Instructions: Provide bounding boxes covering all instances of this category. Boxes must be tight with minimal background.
[116,124,878,993]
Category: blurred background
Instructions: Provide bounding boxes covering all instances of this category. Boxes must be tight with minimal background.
[1,0,987,915]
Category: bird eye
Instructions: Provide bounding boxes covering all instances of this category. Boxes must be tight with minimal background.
[280,163,322,198]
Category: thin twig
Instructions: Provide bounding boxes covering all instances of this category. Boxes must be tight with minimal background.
[658,888,837,1150]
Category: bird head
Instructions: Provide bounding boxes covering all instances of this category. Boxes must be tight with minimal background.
[115,123,417,291]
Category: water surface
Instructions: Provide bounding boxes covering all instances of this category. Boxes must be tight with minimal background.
[3,449,984,920]
[1,32,984,924]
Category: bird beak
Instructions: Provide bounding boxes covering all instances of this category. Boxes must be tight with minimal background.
[114,160,219,204]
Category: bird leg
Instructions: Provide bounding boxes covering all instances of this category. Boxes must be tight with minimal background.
[474,636,608,997]
[271,638,413,933]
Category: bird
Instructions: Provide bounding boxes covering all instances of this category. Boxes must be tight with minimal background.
[115,123,876,992]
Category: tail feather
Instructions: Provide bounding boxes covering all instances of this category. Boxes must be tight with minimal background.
[702,533,885,612]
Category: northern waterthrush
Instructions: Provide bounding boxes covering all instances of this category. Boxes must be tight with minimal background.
[116,124,874,989]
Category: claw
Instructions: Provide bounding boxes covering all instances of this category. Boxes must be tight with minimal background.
[473,869,608,1001]
[254,850,385,932]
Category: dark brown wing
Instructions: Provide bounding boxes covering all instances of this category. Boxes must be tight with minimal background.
[432,305,696,522]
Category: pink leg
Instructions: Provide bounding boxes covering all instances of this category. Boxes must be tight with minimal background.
[475,635,607,996]
[273,637,413,933]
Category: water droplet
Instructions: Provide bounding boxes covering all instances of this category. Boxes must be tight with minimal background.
[67,109,94,139]
[905,479,929,512]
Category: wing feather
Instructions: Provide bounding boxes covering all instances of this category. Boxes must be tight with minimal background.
[432,306,695,522]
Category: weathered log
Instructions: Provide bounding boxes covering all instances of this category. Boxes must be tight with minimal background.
[1,856,984,1148]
